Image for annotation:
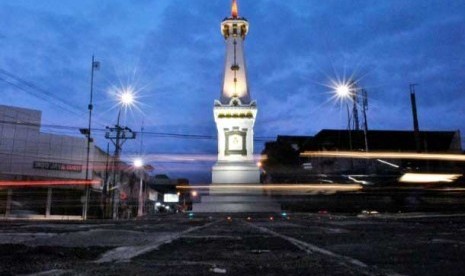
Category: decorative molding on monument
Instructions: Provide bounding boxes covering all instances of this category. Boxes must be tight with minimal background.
[213,100,257,121]
[214,99,256,108]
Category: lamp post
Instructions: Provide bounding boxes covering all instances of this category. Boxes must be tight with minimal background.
[134,158,144,217]
[105,89,137,219]
[334,83,355,172]
[176,191,186,211]
[334,82,370,172]
[361,89,369,152]
[335,82,369,150]
[335,83,354,150]
[82,55,100,220]
[190,190,198,210]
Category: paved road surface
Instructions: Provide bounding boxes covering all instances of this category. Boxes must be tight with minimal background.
[1,212,465,275]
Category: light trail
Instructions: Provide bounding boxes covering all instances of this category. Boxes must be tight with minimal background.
[376,159,400,168]
[301,151,465,162]
[177,184,362,192]
[430,188,465,191]
[399,173,461,183]
[0,180,100,187]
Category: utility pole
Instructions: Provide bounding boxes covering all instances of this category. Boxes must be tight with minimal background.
[352,93,360,131]
[361,89,369,152]
[138,120,145,217]
[346,104,353,150]
[349,81,360,131]
[82,55,100,220]
[137,169,144,217]
[103,142,110,218]
[410,83,421,152]
[105,111,136,219]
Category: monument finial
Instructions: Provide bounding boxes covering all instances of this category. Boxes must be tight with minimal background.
[231,0,238,18]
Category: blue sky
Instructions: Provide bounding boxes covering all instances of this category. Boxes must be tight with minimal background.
[1,0,464,183]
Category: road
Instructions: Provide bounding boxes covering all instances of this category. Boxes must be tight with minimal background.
[1,212,465,275]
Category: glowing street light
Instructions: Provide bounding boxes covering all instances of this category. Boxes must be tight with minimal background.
[133,158,143,169]
[120,89,135,107]
[110,85,138,114]
[335,84,351,99]
[114,87,138,127]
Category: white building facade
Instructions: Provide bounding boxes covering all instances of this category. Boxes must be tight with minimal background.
[0,105,101,218]
[0,105,91,181]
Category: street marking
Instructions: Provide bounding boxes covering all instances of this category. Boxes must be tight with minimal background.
[246,222,404,276]
[431,238,465,245]
[375,213,465,220]
[23,269,73,276]
[94,220,220,263]
[181,235,242,240]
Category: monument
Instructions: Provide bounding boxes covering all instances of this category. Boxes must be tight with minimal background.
[193,0,280,213]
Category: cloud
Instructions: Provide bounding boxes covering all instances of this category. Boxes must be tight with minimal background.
[1,0,465,182]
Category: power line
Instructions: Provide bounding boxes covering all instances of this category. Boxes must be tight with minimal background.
[0,70,277,142]
[0,118,275,141]
[0,69,85,118]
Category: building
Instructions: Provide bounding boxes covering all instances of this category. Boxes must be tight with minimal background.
[0,104,149,219]
[0,105,94,218]
[310,129,462,175]
[262,129,463,183]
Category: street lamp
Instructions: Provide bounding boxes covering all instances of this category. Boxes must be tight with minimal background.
[335,84,351,99]
[177,191,187,212]
[120,90,135,107]
[332,81,370,172]
[134,158,144,217]
[334,82,369,152]
[82,55,100,220]
[105,88,137,219]
[116,88,135,127]
[334,83,354,150]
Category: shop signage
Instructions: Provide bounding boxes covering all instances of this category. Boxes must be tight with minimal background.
[33,161,82,172]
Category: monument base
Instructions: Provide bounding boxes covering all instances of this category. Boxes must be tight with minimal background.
[193,161,281,213]
[212,161,260,184]
[192,195,281,213]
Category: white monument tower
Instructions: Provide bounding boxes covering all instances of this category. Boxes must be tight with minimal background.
[212,0,260,185]
[193,0,280,213]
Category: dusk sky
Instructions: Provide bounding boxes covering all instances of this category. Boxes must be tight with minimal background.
[1,0,464,183]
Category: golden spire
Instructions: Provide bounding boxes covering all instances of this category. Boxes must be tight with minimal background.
[231,0,238,18]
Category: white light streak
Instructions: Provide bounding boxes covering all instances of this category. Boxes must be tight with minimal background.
[301,151,465,162]
[376,159,400,168]
[399,173,461,183]
[177,184,362,192]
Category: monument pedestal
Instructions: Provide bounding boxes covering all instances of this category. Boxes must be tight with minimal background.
[212,161,260,185]
[193,194,280,213]
[193,161,281,213]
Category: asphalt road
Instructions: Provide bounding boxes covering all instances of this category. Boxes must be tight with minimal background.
[1,212,465,275]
